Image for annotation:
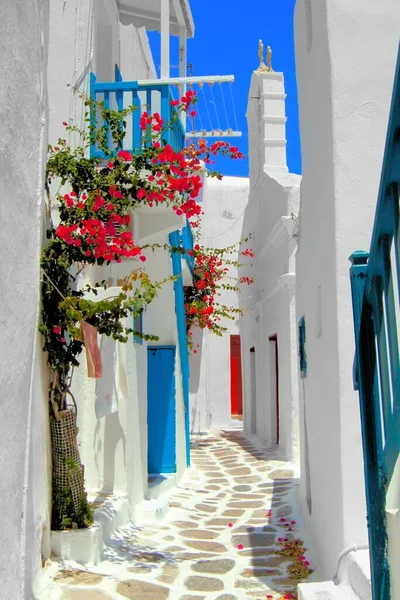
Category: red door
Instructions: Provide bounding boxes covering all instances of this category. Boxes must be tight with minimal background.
[230,335,243,416]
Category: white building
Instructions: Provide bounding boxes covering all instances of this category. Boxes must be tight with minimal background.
[46,0,196,553]
[0,1,51,598]
[238,67,301,464]
[294,1,400,597]
[189,176,249,433]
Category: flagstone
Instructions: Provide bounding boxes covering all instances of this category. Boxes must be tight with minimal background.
[117,580,170,600]
[172,521,200,529]
[191,559,235,574]
[268,469,294,480]
[184,540,228,553]
[194,503,218,513]
[55,570,104,586]
[180,529,219,540]
[232,475,262,483]
[157,564,179,584]
[222,509,245,517]
[185,575,224,592]
[226,467,252,475]
[61,590,112,600]
[227,501,264,508]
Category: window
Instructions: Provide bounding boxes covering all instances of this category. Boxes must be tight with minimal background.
[133,310,143,345]
[299,316,307,378]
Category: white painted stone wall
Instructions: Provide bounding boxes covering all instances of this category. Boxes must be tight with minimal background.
[239,70,301,464]
[189,176,249,433]
[0,1,51,598]
[294,0,400,582]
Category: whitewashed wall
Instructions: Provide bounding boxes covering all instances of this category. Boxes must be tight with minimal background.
[189,176,249,433]
[0,1,50,598]
[294,0,400,581]
[239,70,301,463]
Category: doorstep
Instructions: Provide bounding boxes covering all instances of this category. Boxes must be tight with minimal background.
[50,493,130,566]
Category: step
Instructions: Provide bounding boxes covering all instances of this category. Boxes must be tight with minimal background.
[298,581,358,600]
[50,493,130,566]
[147,473,177,499]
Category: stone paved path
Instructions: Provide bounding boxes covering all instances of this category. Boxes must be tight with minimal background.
[37,429,311,600]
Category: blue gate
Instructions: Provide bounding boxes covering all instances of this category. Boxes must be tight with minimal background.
[349,45,400,600]
[147,346,177,474]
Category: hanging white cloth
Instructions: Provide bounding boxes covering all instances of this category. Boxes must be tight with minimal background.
[95,336,129,418]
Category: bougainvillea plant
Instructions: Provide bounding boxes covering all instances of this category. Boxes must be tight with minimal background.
[41,90,248,528]
[184,241,254,349]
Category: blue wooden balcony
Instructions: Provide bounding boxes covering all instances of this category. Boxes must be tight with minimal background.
[89,69,186,158]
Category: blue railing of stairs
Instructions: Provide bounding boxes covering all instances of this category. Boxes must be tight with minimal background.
[349,44,400,600]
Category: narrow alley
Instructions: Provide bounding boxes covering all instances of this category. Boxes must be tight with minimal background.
[37,430,308,600]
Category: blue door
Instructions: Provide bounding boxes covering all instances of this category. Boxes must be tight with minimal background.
[147,346,176,474]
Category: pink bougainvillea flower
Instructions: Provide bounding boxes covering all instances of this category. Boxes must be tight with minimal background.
[303,560,310,567]
[62,121,68,126]
[139,255,146,262]
[237,544,244,550]
[291,520,296,524]
[190,110,197,117]
[170,100,179,106]
[53,326,62,335]
[137,188,147,199]
[59,337,66,343]
[107,161,114,169]
[279,518,287,523]
[228,522,233,528]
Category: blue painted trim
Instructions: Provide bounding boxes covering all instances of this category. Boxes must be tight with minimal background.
[169,230,191,467]
[182,219,195,274]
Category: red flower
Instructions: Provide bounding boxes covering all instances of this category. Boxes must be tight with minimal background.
[53,326,62,335]
[117,149,132,161]
[190,110,196,117]
[137,188,147,199]
[62,121,68,126]
[237,544,244,550]
[59,337,67,343]
[170,100,179,106]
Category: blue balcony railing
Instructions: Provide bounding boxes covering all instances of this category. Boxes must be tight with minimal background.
[349,44,400,600]
[89,70,185,158]
[182,219,194,274]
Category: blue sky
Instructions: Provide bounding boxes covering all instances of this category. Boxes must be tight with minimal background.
[148,0,301,178]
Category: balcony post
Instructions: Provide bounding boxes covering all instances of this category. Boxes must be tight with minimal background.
[179,25,187,126]
[161,0,170,79]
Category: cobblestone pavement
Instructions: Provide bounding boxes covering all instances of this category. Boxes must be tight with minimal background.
[37,429,311,600]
